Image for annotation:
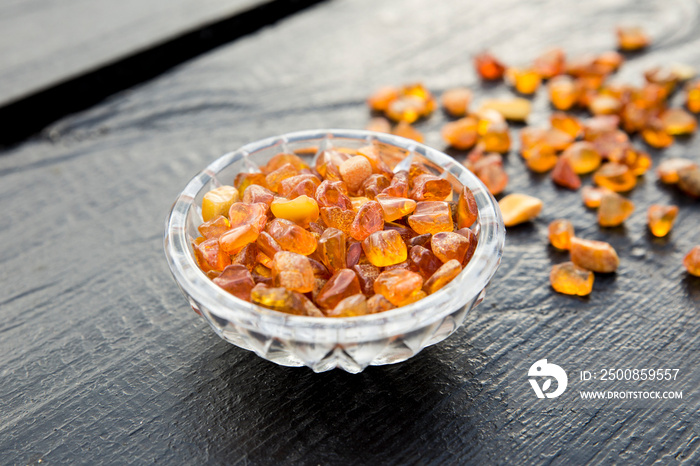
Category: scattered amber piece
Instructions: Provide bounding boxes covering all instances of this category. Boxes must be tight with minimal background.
[219,225,259,255]
[213,264,255,301]
[234,173,267,193]
[594,51,625,73]
[647,205,679,237]
[327,294,369,318]
[201,185,239,222]
[593,163,637,192]
[550,262,594,296]
[194,238,231,272]
[684,246,700,276]
[386,96,426,123]
[548,220,575,250]
[475,52,506,80]
[265,218,317,255]
[442,88,472,117]
[561,142,602,174]
[499,194,543,227]
[505,68,541,95]
[367,294,397,314]
[589,95,623,116]
[678,166,700,197]
[339,156,373,194]
[250,284,306,315]
[598,192,634,227]
[350,201,384,241]
[408,201,454,234]
[423,260,462,295]
[362,230,408,267]
[431,232,470,264]
[366,117,392,133]
[393,121,424,143]
[551,157,582,190]
[526,147,558,173]
[551,113,583,139]
[617,26,650,51]
[270,251,315,293]
[660,108,698,135]
[374,269,424,306]
[475,162,508,196]
[533,48,565,79]
[316,269,362,309]
[479,121,511,153]
[629,151,652,176]
[644,67,678,95]
[549,75,579,110]
[456,186,478,229]
[581,186,611,208]
[442,116,479,150]
[657,158,697,184]
[270,195,319,226]
[478,98,532,122]
[570,237,620,273]
[198,215,231,239]
[367,86,399,112]
[642,119,674,148]
[686,80,700,113]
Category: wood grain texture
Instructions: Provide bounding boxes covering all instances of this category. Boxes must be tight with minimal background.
[1,0,699,464]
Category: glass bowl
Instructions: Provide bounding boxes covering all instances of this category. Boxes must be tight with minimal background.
[164,129,505,373]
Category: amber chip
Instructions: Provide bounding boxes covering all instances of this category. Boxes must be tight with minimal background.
[647,205,679,237]
[593,163,636,192]
[533,48,565,79]
[441,88,473,117]
[598,192,634,227]
[505,68,541,95]
[581,186,613,208]
[316,269,362,310]
[617,26,650,51]
[684,246,700,276]
[474,52,506,80]
[478,98,532,122]
[374,269,424,306]
[570,237,619,273]
[561,142,602,174]
[408,201,454,234]
[678,166,700,198]
[656,158,698,184]
[550,262,594,296]
[660,108,697,135]
[548,219,575,250]
[270,251,315,293]
[367,86,399,112]
[549,75,579,111]
[423,260,462,295]
[498,194,543,227]
[456,186,478,229]
[362,229,408,267]
[327,294,370,318]
[442,116,479,150]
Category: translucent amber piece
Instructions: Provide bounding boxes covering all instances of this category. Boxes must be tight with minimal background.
[479,122,511,153]
[478,98,531,122]
[241,185,275,208]
[228,202,268,233]
[684,246,700,276]
[551,157,582,190]
[598,192,634,227]
[350,201,384,241]
[198,215,231,239]
[201,185,239,222]
[213,264,255,301]
[454,228,477,266]
[346,241,363,268]
[498,194,543,227]
[409,245,443,279]
[456,186,478,229]
[660,108,697,135]
[195,238,231,272]
[366,117,392,133]
[307,257,331,279]
[367,294,396,314]
[219,225,259,255]
[647,204,678,237]
[256,252,273,268]
[589,95,623,116]
[315,149,349,181]
[550,262,594,296]
[265,218,317,255]
[408,201,453,234]
[316,180,353,209]
[678,166,700,197]
[593,163,636,192]
[256,231,283,259]
[349,197,370,211]
[386,96,426,123]
[362,230,408,267]
[526,147,558,173]
[316,269,362,309]
[375,194,416,222]
[382,170,409,198]
[505,68,541,95]
[251,263,273,286]
[265,163,299,193]
[360,174,391,199]
[352,263,380,295]
[594,51,624,73]
[320,206,355,236]
[392,121,424,143]
[617,26,650,51]
[410,233,432,248]
[250,284,306,315]
[384,222,418,245]
[533,48,566,79]
[474,159,508,196]
[686,80,700,113]
[327,294,369,318]
[231,243,258,270]
[270,251,314,293]
[367,86,399,112]
[409,174,452,202]
[278,174,321,199]
[270,195,319,226]
[657,158,697,184]
[234,173,267,193]
[263,153,308,174]
[548,75,579,111]
[423,260,462,295]
[548,219,574,250]
[581,186,612,208]
[561,142,601,174]
[642,121,674,149]
[316,228,346,272]
[570,237,619,273]
[431,232,470,264]
[474,52,506,80]
[629,151,652,176]
[374,269,424,306]
[356,145,393,176]
[551,113,583,139]
[441,116,478,150]
[441,88,472,117]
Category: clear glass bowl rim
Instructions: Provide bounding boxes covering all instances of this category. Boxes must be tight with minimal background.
[164,129,505,342]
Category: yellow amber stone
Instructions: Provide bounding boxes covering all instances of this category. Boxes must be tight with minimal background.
[441,88,472,117]
[549,75,579,110]
[198,215,231,240]
[479,123,511,153]
[350,197,371,211]
[270,251,315,293]
[422,260,462,294]
[407,201,454,234]
[319,206,355,236]
[657,158,698,184]
[561,142,602,174]
[270,195,319,226]
[327,294,370,318]
[550,262,594,296]
[362,230,408,267]
[548,219,575,250]
[589,95,623,115]
[550,113,583,138]
[373,269,424,306]
[263,153,309,174]
[392,121,424,143]
[505,68,541,95]
[250,284,306,315]
[570,237,619,273]
[478,98,532,121]
[201,185,239,222]
[375,194,417,221]
[686,80,700,113]
[598,192,634,227]
[660,108,698,135]
[498,194,543,227]
[617,26,650,51]
[219,224,260,255]
[647,204,679,237]
[629,151,652,176]
[684,246,700,276]
[593,163,636,192]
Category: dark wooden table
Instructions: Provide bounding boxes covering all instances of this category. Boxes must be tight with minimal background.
[2,0,699,464]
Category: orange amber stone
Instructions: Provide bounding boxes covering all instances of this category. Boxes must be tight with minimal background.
[374,269,424,306]
[234,173,267,193]
[270,251,315,293]
[409,245,443,279]
[686,80,700,113]
[198,215,231,239]
[256,252,273,268]
[570,237,620,273]
[598,192,634,227]
[251,264,273,286]
[360,174,391,199]
[478,122,511,153]
[408,201,454,234]
[441,88,472,117]
[476,163,509,196]
[505,67,541,95]
[339,156,373,194]
[409,174,452,201]
[320,206,355,235]
[442,116,479,150]
[375,194,417,222]
[278,174,321,199]
[392,121,424,143]
[581,186,612,208]
[241,184,275,208]
[550,262,594,296]
[362,230,408,267]
[456,186,478,229]
[431,232,470,264]
[644,67,678,94]
[213,264,255,301]
[265,218,317,255]
[594,51,624,73]
[526,147,558,173]
[551,113,583,139]
[561,142,602,174]
[593,163,636,192]
[617,26,650,51]
[219,225,259,255]
[250,284,306,315]
[382,170,409,198]
[352,263,381,295]
[350,200,384,241]
[548,219,574,250]
[228,202,268,232]
[548,75,579,110]
[265,163,299,192]
[386,95,426,123]
[423,260,462,295]
[315,149,349,181]
[498,194,543,227]
[356,145,393,176]
[684,246,700,276]
[474,52,506,80]
[455,228,477,266]
[660,108,697,135]
[657,158,697,184]
[533,48,566,79]
[327,294,369,318]
[678,166,700,197]
[195,238,231,272]
[642,120,674,148]
[367,294,396,314]
[316,180,353,209]
[589,95,623,116]
[201,185,239,222]
[367,86,399,112]
[551,157,582,190]
[256,231,283,258]
[317,228,347,272]
[315,269,362,309]
[263,153,308,174]
[647,205,679,237]
[629,151,652,176]
[231,243,258,270]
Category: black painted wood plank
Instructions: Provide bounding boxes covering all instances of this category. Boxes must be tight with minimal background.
[1,0,699,464]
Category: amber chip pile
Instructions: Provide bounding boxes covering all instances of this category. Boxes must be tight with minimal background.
[192,149,479,317]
